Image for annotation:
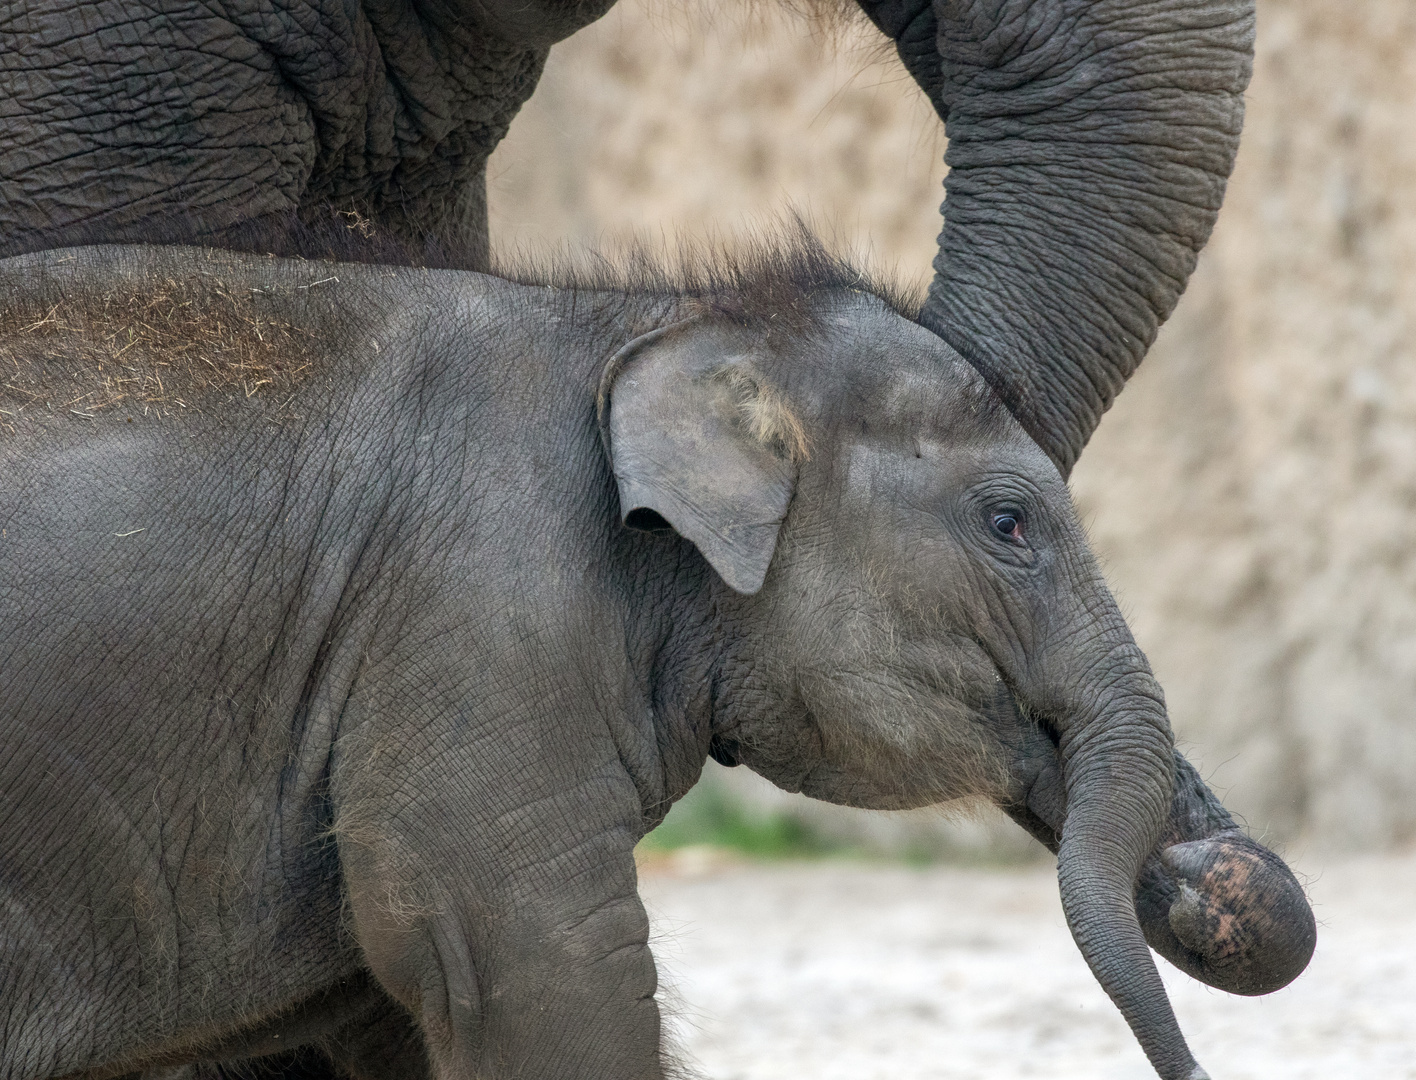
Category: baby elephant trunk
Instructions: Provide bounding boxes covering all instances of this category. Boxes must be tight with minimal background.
[1006,688,1314,1079]
[1003,565,1314,1078]
[1048,668,1210,1080]
[1134,755,1317,997]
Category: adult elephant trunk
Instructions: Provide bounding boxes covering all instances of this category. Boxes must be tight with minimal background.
[859,0,1256,476]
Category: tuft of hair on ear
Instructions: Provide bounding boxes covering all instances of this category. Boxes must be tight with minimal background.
[711,363,810,463]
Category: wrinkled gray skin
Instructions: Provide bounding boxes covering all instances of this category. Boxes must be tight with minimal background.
[1,0,1303,1075]
[0,245,1312,1080]
[1,0,1255,473]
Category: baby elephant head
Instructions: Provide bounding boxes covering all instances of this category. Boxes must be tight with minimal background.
[604,287,1314,1080]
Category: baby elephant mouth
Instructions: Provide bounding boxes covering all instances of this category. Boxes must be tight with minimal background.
[1135,829,1316,996]
[1001,716,1316,1000]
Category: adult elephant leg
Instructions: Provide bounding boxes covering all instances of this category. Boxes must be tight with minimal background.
[451,171,491,274]
[0,1,615,262]
[858,0,1255,474]
[319,988,431,1080]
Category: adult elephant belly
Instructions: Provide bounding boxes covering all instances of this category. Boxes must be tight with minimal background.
[0,0,610,265]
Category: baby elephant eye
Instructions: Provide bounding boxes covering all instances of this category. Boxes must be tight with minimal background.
[991,512,1024,542]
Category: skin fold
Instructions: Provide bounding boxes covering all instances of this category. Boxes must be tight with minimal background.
[1,0,1255,470]
[0,243,1312,1080]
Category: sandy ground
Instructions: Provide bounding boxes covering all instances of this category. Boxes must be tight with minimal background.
[638,850,1416,1080]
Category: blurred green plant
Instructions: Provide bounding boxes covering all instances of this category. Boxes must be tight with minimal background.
[636,769,1049,865]
[637,778,841,859]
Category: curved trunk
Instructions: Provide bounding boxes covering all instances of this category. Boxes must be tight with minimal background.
[859,0,1255,475]
[1002,644,1314,1076]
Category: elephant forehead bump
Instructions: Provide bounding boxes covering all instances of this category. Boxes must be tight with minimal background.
[886,359,1000,422]
[821,320,1017,450]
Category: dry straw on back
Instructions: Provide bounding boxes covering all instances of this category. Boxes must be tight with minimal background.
[0,275,318,433]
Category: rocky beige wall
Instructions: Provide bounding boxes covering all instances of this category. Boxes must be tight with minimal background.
[1073,0,1416,853]
[487,2,946,268]
[487,0,1416,852]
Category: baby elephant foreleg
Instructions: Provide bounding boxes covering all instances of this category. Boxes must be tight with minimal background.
[334,732,665,1080]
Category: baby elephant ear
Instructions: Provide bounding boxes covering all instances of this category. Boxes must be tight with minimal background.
[603,321,807,595]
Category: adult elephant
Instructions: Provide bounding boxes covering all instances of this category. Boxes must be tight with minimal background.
[0,0,1252,473]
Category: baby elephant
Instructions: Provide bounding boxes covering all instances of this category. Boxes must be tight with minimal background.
[0,242,1313,1080]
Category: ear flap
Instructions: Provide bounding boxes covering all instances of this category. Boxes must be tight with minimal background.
[603,321,806,595]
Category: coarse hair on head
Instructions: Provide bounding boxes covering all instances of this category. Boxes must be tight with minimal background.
[490,214,925,341]
[5,205,924,339]
[3,209,942,439]
[225,206,925,337]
